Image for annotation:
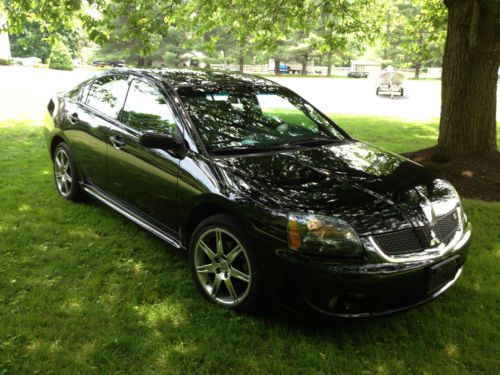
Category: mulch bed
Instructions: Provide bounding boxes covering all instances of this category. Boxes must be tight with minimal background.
[402,147,500,202]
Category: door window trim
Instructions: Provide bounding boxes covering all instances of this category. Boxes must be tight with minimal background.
[116,76,186,139]
[83,73,130,121]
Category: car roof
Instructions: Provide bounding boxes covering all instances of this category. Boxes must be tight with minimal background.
[106,68,279,90]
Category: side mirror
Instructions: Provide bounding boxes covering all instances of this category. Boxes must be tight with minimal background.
[139,132,186,158]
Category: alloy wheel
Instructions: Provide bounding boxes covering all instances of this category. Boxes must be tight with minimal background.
[194,228,252,306]
[54,148,73,197]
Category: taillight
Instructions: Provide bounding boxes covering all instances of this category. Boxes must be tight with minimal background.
[47,99,55,116]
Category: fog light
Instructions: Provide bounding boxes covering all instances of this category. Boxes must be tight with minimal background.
[328,296,339,309]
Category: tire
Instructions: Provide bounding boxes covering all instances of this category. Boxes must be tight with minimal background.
[53,142,85,201]
[400,89,404,96]
[188,214,261,312]
[376,88,380,95]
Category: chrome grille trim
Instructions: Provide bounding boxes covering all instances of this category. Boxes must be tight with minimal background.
[372,208,460,256]
[368,206,471,264]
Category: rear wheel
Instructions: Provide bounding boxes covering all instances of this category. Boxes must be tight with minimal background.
[189,214,261,312]
[376,88,380,95]
[53,142,85,201]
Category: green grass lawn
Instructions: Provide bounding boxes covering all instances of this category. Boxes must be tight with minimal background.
[335,114,500,154]
[1,117,499,374]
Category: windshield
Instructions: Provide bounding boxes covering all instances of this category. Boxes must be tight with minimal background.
[178,86,345,152]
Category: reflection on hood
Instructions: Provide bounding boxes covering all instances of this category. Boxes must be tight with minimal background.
[214,141,457,235]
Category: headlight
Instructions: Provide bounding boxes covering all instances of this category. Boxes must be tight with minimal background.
[287,213,363,257]
[447,183,468,224]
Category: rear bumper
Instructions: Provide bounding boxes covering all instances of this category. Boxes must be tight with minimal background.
[266,224,471,318]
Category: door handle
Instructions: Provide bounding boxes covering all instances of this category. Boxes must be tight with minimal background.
[109,135,126,149]
[68,112,79,124]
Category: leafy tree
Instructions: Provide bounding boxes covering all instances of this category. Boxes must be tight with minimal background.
[312,0,379,75]
[9,22,82,62]
[400,0,446,78]
[48,39,73,70]
[376,0,446,77]
[2,0,85,45]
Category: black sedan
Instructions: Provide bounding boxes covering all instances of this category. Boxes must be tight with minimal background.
[44,69,471,317]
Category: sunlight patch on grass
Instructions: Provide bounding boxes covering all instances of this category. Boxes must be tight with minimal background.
[68,228,102,241]
[18,204,32,212]
[137,302,187,328]
[62,298,84,313]
[445,343,460,359]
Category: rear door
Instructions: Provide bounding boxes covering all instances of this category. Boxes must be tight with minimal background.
[106,78,182,233]
[66,74,129,188]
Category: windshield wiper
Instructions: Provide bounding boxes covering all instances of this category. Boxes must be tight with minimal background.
[277,137,342,148]
[208,138,342,155]
[208,145,278,155]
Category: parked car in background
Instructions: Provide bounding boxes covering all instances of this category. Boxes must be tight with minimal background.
[44,68,471,317]
[92,59,125,68]
[347,70,369,78]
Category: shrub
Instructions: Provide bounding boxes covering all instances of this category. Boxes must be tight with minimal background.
[0,58,12,65]
[48,41,73,71]
[163,51,179,67]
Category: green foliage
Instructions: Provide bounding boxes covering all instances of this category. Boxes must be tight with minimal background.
[9,21,82,62]
[83,0,380,69]
[3,0,84,44]
[0,0,452,71]
[48,40,73,70]
[376,0,447,72]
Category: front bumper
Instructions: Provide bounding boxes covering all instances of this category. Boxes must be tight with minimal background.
[268,223,471,318]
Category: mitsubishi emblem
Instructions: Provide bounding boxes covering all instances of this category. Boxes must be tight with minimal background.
[420,195,437,223]
[430,230,441,247]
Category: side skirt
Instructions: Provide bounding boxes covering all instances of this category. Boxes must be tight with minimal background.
[81,183,185,250]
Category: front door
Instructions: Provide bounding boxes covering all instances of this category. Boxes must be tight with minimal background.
[106,78,182,234]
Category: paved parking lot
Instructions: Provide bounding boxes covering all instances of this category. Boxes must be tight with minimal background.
[273,76,444,119]
[1,66,499,122]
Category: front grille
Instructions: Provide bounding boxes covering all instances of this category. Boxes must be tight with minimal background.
[434,209,460,243]
[373,209,460,256]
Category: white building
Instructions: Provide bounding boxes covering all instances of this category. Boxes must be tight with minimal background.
[351,60,381,75]
[0,12,11,60]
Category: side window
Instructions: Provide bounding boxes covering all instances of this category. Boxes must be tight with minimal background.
[121,79,178,134]
[86,75,129,118]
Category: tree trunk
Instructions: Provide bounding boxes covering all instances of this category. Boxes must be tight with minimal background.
[223,49,228,70]
[326,51,333,77]
[439,0,500,154]
[301,53,308,75]
[414,63,421,79]
[383,13,390,61]
[274,59,280,75]
[238,49,244,73]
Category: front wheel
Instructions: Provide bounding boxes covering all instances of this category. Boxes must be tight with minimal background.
[189,214,261,312]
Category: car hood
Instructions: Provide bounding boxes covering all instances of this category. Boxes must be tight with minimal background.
[213,141,459,235]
